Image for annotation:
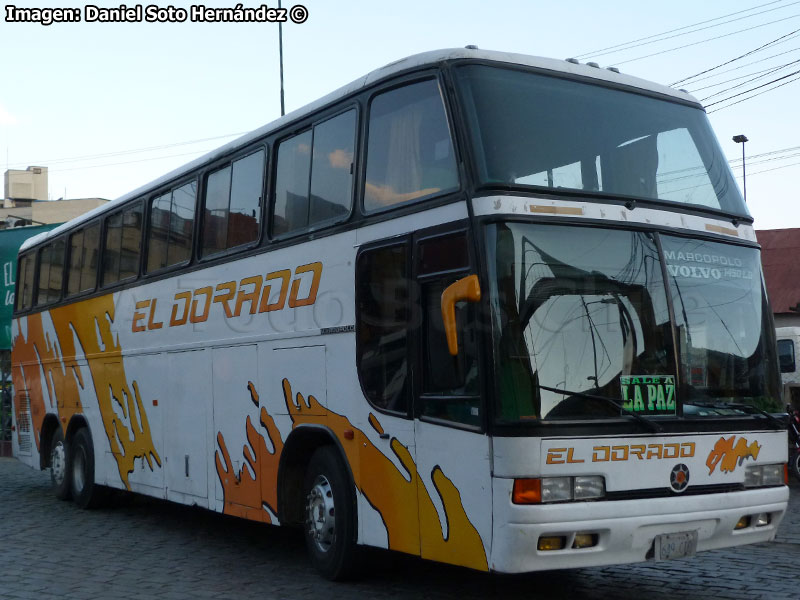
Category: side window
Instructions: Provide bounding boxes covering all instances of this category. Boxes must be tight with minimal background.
[417,232,480,427]
[356,242,410,414]
[147,181,196,273]
[47,239,65,304]
[778,339,796,374]
[273,110,356,237]
[35,245,52,307]
[67,229,84,296]
[202,150,264,257]
[364,79,458,213]
[67,222,100,296]
[15,254,34,311]
[273,131,312,236]
[103,202,142,286]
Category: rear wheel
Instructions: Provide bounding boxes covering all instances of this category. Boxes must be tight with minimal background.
[70,428,106,509]
[49,428,71,501]
[303,446,359,580]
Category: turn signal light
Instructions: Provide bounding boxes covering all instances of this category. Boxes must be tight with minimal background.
[512,478,542,504]
[537,536,566,551]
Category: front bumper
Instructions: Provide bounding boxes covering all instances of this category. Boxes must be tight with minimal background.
[490,479,788,573]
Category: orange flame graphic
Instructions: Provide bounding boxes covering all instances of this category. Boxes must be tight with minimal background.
[706,436,761,474]
[215,378,488,571]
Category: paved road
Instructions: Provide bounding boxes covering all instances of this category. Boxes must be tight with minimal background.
[1,457,799,600]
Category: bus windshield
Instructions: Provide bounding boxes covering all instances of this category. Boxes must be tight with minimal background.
[486,222,781,423]
[455,65,747,216]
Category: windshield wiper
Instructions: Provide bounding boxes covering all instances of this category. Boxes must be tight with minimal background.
[684,400,785,429]
[538,383,663,433]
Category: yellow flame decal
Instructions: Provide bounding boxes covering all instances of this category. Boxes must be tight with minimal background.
[215,378,488,571]
[12,296,161,488]
[706,436,761,474]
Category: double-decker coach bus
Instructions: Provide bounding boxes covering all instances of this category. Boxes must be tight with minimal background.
[11,48,789,579]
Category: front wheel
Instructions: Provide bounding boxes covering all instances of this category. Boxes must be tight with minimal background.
[70,428,106,509]
[791,449,800,483]
[303,446,359,580]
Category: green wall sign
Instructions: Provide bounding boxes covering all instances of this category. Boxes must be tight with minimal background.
[0,224,61,350]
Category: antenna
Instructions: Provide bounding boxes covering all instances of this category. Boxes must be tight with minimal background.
[278,0,285,116]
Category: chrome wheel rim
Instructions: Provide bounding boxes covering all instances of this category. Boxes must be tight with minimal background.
[51,441,66,486]
[306,475,335,553]
[72,446,86,494]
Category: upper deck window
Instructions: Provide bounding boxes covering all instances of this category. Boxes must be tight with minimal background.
[66,222,100,297]
[202,150,264,257]
[363,80,459,213]
[273,110,356,237]
[147,181,196,272]
[456,65,747,216]
[102,201,143,287]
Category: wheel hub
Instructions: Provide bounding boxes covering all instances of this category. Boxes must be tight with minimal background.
[306,474,335,553]
[51,442,66,486]
[72,445,86,494]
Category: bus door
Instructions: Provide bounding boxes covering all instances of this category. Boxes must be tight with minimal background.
[412,229,491,570]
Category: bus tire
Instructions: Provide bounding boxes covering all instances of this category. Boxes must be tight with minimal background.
[50,427,71,501]
[303,446,359,580]
[69,428,106,509]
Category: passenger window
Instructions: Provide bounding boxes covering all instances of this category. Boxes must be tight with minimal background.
[47,239,65,304]
[364,80,458,212]
[103,202,142,286]
[16,254,34,311]
[356,242,410,414]
[310,111,356,225]
[273,110,356,237]
[147,181,196,272]
[273,131,312,236]
[67,223,100,296]
[35,245,52,307]
[202,150,263,257]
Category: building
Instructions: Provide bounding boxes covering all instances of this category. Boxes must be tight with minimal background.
[3,166,109,229]
[4,166,48,202]
[757,228,800,328]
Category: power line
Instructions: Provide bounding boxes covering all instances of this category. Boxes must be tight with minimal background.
[613,17,800,68]
[670,26,800,84]
[705,67,800,108]
[707,71,800,111]
[46,149,211,173]
[698,58,800,99]
[6,131,247,170]
[683,45,800,86]
[687,57,799,91]
[577,0,798,60]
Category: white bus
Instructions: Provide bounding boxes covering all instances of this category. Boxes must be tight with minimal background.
[11,48,788,579]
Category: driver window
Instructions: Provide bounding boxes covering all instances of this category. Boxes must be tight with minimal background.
[417,232,481,427]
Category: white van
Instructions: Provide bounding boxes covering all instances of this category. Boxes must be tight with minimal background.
[776,326,800,406]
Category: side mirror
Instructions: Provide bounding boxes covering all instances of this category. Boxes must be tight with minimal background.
[441,274,481,356]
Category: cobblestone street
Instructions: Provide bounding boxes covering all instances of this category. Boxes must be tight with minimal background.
[1,457,798,600]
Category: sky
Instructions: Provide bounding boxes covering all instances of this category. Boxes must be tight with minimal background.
[1,0,798,230]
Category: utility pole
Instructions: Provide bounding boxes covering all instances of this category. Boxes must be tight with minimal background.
[278,0,285,116]
[733,134,748,203]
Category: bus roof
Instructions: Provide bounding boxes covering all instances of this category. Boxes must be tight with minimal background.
[21,47,700,252]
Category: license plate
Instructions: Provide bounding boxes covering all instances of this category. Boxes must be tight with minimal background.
[653,531,698,561]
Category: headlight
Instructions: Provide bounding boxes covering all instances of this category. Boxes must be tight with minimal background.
[744,463,784,488]
[513,476,606,504]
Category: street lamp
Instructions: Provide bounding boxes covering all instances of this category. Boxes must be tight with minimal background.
[733,134,748,203]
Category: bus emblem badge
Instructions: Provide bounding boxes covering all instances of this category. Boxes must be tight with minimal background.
[670,464,690,492]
